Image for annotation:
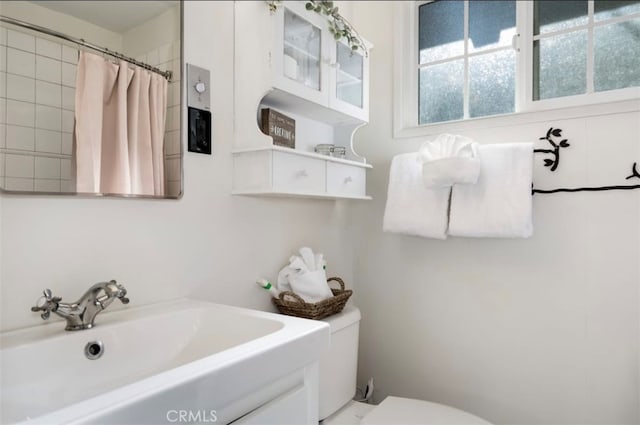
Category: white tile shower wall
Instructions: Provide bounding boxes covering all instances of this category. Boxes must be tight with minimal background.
[0,25,76,192]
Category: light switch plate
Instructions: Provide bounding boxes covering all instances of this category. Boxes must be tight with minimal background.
[186,63,211,111]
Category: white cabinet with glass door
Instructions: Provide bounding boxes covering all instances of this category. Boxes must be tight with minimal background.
[271,2,370,121]
[272,2,330,106]
[328,39,370,121]
[234,1,372,200]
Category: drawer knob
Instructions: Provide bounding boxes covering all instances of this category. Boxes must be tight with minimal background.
[296,170,309,178]
[344,176,353,184]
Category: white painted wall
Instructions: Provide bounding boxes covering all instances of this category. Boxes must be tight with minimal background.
[350,2,639,424]
[0,1,354,331]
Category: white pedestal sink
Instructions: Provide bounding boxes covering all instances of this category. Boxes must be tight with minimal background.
[0,299,330,424]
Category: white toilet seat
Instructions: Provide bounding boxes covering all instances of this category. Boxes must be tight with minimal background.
[322,397,491,425]
[361,396,491,425]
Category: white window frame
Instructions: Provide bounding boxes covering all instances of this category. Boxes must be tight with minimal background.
[393,0,640,139]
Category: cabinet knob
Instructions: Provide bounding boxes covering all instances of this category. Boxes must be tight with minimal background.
[344,176,353,184]
[296,170,309,178]
[323,57,340,69]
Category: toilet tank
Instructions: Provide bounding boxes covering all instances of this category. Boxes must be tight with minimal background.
[318,305,361,420]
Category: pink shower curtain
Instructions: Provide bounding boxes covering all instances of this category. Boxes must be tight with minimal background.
[75,51,168,195]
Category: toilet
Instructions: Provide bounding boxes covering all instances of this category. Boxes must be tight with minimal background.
[318,306,491,425]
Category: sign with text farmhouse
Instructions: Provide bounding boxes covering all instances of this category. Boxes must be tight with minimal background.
[261,108,296,149]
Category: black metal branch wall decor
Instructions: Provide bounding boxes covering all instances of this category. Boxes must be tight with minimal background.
[532,127,640,195]
[534,127,570,172]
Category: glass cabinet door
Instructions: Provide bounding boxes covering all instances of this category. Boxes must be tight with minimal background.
[283,10,321,91]
[335,42,363,108]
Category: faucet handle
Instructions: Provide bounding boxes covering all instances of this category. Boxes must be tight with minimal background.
[109,280,130,304]
[117,286,130,304]
[31,289,61,320]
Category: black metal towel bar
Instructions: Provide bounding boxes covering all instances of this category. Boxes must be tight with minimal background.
[532,127,640,195]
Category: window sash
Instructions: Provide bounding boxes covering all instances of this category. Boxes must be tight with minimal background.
[416,0,520,124]
[523,0,639,112]
[410,0,640,128]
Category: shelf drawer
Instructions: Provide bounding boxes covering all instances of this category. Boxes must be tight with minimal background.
[326,162,366,197]
[272,151,326,193]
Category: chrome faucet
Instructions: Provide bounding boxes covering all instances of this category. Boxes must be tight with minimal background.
[31,280,129,331]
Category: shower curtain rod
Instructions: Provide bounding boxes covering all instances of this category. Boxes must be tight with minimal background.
[0,15,173,81]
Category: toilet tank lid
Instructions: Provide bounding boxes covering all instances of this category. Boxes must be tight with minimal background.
[322,305,361,333]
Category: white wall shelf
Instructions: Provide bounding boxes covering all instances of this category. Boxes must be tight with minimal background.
[232,146,372,169]
[233,1,372,200]
[232,190,372,201]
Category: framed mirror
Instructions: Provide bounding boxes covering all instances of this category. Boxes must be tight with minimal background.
[0,1,182,198]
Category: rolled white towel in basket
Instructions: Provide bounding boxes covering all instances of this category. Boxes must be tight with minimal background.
[289,269,334,303]
[277,247,334,303]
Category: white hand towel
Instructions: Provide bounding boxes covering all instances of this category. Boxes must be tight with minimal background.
[299,247,316,271]
[383,153,450,239]
[289,255,309,273]
[314,253,325,271]
[288,268,334,303]
[449,143,534,238]
[276,265,294,292]
[418,134,481,188]
[278,248,334,302]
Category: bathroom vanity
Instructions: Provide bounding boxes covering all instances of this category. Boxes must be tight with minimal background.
[0,299,329,424]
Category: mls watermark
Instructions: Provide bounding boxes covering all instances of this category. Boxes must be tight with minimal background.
[166,410,217,423]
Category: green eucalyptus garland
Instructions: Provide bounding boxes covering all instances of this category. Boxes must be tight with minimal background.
[305,1,367,56]
[266,0,368,57]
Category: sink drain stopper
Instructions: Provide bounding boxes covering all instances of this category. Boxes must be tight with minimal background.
[84,341,104,360]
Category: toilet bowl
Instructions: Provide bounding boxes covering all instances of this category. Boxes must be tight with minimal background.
[318,306,490,424]
[323,398,490,425]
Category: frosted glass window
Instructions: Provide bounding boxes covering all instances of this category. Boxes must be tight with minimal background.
[283,10,321,90]
[411,0,639,123]
[417,0,515,124]
[469,1,516,52]
[419,60,464,124]
[595,0,640,21]
[594,18,640,91]
[534,31,587,100]
[419,1,464,63]
[534,1,588,35]
[469,50,515,118]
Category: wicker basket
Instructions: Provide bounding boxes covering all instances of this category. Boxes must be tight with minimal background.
[272,276,352,320]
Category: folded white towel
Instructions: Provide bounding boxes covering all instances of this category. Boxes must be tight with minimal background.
[289,269,333,303]
[418,134,481,188]
[383,153,450,239]
[449,143,534,238]
[278,247,334,303]
[276,265,294,292]
[298,247,316,271]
